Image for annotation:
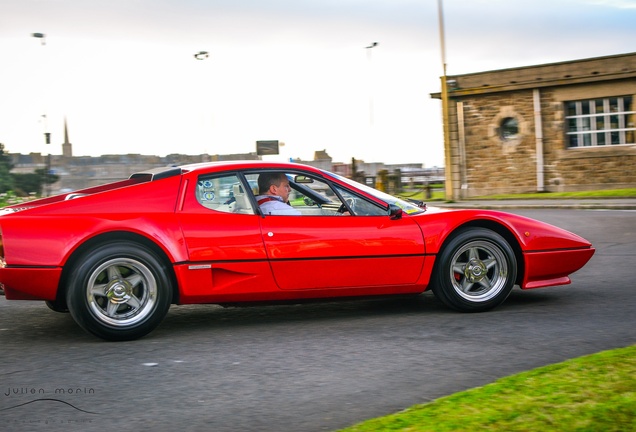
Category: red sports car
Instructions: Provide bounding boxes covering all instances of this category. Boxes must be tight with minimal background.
[0,161,594,341]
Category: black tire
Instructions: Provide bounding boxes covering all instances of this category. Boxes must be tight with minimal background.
[66,241,172,341]
[431,228,517,312]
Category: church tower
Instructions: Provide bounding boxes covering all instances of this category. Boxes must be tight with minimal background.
[62,117,73,158]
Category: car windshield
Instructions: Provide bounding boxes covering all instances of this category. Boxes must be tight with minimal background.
[325,171,426,215]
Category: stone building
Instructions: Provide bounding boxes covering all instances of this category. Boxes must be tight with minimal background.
[432,52,636,198]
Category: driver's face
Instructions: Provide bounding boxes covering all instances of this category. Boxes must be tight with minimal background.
[271,178,292,202]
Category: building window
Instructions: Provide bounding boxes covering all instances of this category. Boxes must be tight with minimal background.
[500,117,519,141]
[565,96,635,147]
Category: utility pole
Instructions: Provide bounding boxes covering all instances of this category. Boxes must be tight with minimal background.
[437,0,453,201]
[32,32,52,197]
[365,42,379,126]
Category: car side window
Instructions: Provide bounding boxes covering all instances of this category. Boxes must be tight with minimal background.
[196,174,255,214]
[333,184,388,216]
[291,174,343,216]
[245,171,388,216]
[245,172,346,216]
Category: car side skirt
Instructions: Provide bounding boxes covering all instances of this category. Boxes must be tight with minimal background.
[173,257,435,304]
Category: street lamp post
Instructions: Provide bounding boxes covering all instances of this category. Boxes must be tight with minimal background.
[193,50,214,157]
[194,51,209,60]
[365,42,379,126]
[32,32,46,45]
[437,0,454,201]
[31,32,51,197]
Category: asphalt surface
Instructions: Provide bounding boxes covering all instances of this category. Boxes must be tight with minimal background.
[0,205,634,432]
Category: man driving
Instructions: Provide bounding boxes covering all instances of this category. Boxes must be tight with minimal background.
[256,172,301,215]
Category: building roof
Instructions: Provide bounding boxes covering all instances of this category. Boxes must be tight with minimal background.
[431,52,636,98]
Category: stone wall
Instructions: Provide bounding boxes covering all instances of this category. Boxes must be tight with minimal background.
[459,91,539,196]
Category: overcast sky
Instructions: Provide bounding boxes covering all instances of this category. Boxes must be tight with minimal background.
[1,0,635,167]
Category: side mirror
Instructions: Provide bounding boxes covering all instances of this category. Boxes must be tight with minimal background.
[389,204,403,220]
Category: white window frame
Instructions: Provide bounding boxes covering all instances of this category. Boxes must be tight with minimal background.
[565,96,635,148]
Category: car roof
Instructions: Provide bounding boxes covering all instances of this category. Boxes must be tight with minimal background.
[178,160,326,175]
[126,161,327,182]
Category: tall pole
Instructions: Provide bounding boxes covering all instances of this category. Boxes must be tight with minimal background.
[365,42,379,126]
[32,32,51,197]
[437,0,453,201]
[194,50,214,157]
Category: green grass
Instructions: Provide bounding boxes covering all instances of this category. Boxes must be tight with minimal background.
[0,191,34,207]
[469,188,636,200]
[398,188,636,202]
[398,190,446,201]
[338,345,636,432]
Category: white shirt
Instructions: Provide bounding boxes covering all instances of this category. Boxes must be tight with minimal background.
[256,195,301,215]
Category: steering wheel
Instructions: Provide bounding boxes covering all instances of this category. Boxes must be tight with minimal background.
[338,197,356,215]
[345,197,356,213]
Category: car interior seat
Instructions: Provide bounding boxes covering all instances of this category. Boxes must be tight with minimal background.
[232,183,253,213]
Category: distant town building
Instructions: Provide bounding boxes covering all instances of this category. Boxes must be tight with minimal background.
[9,120,261,193]
[432,52,636,198]
[61,117,72,158]
[9,132,433,196]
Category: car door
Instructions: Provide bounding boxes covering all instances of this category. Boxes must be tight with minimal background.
[176,172,274,300]
[249,172,426,291]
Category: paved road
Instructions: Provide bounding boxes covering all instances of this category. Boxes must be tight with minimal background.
[1,209,634,432]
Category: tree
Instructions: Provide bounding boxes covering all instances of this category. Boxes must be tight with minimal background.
[0,143,14,193]
[12,172,41,196]
[12,169,59,196]
[0,144,59,196]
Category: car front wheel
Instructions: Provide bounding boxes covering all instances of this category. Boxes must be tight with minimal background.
[431,228,517,312]
[66,241,172,341]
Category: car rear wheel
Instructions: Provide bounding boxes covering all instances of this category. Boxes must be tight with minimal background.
[66,241,172,341]
[431,228,517,312]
